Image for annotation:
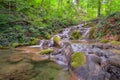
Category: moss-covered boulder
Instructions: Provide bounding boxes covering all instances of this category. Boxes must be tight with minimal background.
[71,52,86,68]
[70,30,81,40]
[53,35,61,46]
[88,27,96,39]
[39,48,54,55]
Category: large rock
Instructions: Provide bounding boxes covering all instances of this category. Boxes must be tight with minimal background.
[73,54,109,80]
[107,55,120,67]
[104,54,120,80]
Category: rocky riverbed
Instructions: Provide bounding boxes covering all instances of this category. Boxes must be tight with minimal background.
[0,24,120,80]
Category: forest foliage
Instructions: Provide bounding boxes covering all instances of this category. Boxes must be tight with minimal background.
[0,0,120,47]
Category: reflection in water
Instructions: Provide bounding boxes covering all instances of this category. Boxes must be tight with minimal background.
[0,49,70,80]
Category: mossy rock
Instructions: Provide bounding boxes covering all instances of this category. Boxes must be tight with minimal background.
[110,40,120,46]
[100,39,109,43]
[11,42,29,48]
[88,27,96,39]
[0,46,9,49]
[71,52,86,68]
[39,48,54,55]
[70,30,81,40]
[53,36,61,46]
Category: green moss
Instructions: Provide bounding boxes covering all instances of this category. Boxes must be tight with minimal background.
[39,48,54,55]
[45,32,51,39]
[0,46,9,49]
[100,39,109,43]
[88,27,96,39]
[71,52,86,68]
[29,38,39,45]
[12,42,19,48]
[110,40,120,46]
[70,30,81,40]
[53,36,61,46]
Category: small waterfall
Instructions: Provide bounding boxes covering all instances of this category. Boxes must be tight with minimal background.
[39,40,44,49]
[82,28,91,40]
[62,28,70,38]
[55,28,70,40]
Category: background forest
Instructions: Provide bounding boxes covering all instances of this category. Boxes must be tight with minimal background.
[0,0,120,48]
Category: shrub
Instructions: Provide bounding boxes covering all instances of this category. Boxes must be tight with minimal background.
[71,52,86,68]
[39,48,54,55]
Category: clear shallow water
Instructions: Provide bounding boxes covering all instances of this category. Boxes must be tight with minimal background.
[0,49,70,80]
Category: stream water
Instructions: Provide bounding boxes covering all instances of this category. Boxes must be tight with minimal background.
[0,49,70,80]
[0,24,119,80]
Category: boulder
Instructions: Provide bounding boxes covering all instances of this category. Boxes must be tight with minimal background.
[107,55,120,67]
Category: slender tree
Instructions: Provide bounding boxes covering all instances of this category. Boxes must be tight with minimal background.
[98,0,101,17]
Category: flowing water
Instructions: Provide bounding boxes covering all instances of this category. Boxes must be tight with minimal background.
[0,49,70,80]
[0,24,118,80]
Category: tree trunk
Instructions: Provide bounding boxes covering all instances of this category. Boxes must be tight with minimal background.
[98,0,101,17]
[109,0,112,14]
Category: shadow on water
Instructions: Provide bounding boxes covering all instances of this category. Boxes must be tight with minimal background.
[0,49,70,80]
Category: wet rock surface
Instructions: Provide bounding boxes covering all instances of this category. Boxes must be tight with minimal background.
[35,24,120,80]
[1,24,120,80]
[71,43,120,80]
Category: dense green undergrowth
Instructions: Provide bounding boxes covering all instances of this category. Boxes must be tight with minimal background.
[96,12,120,39]
[1,0,120,48]
[88,12,120,42]
[0,0,79,48]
